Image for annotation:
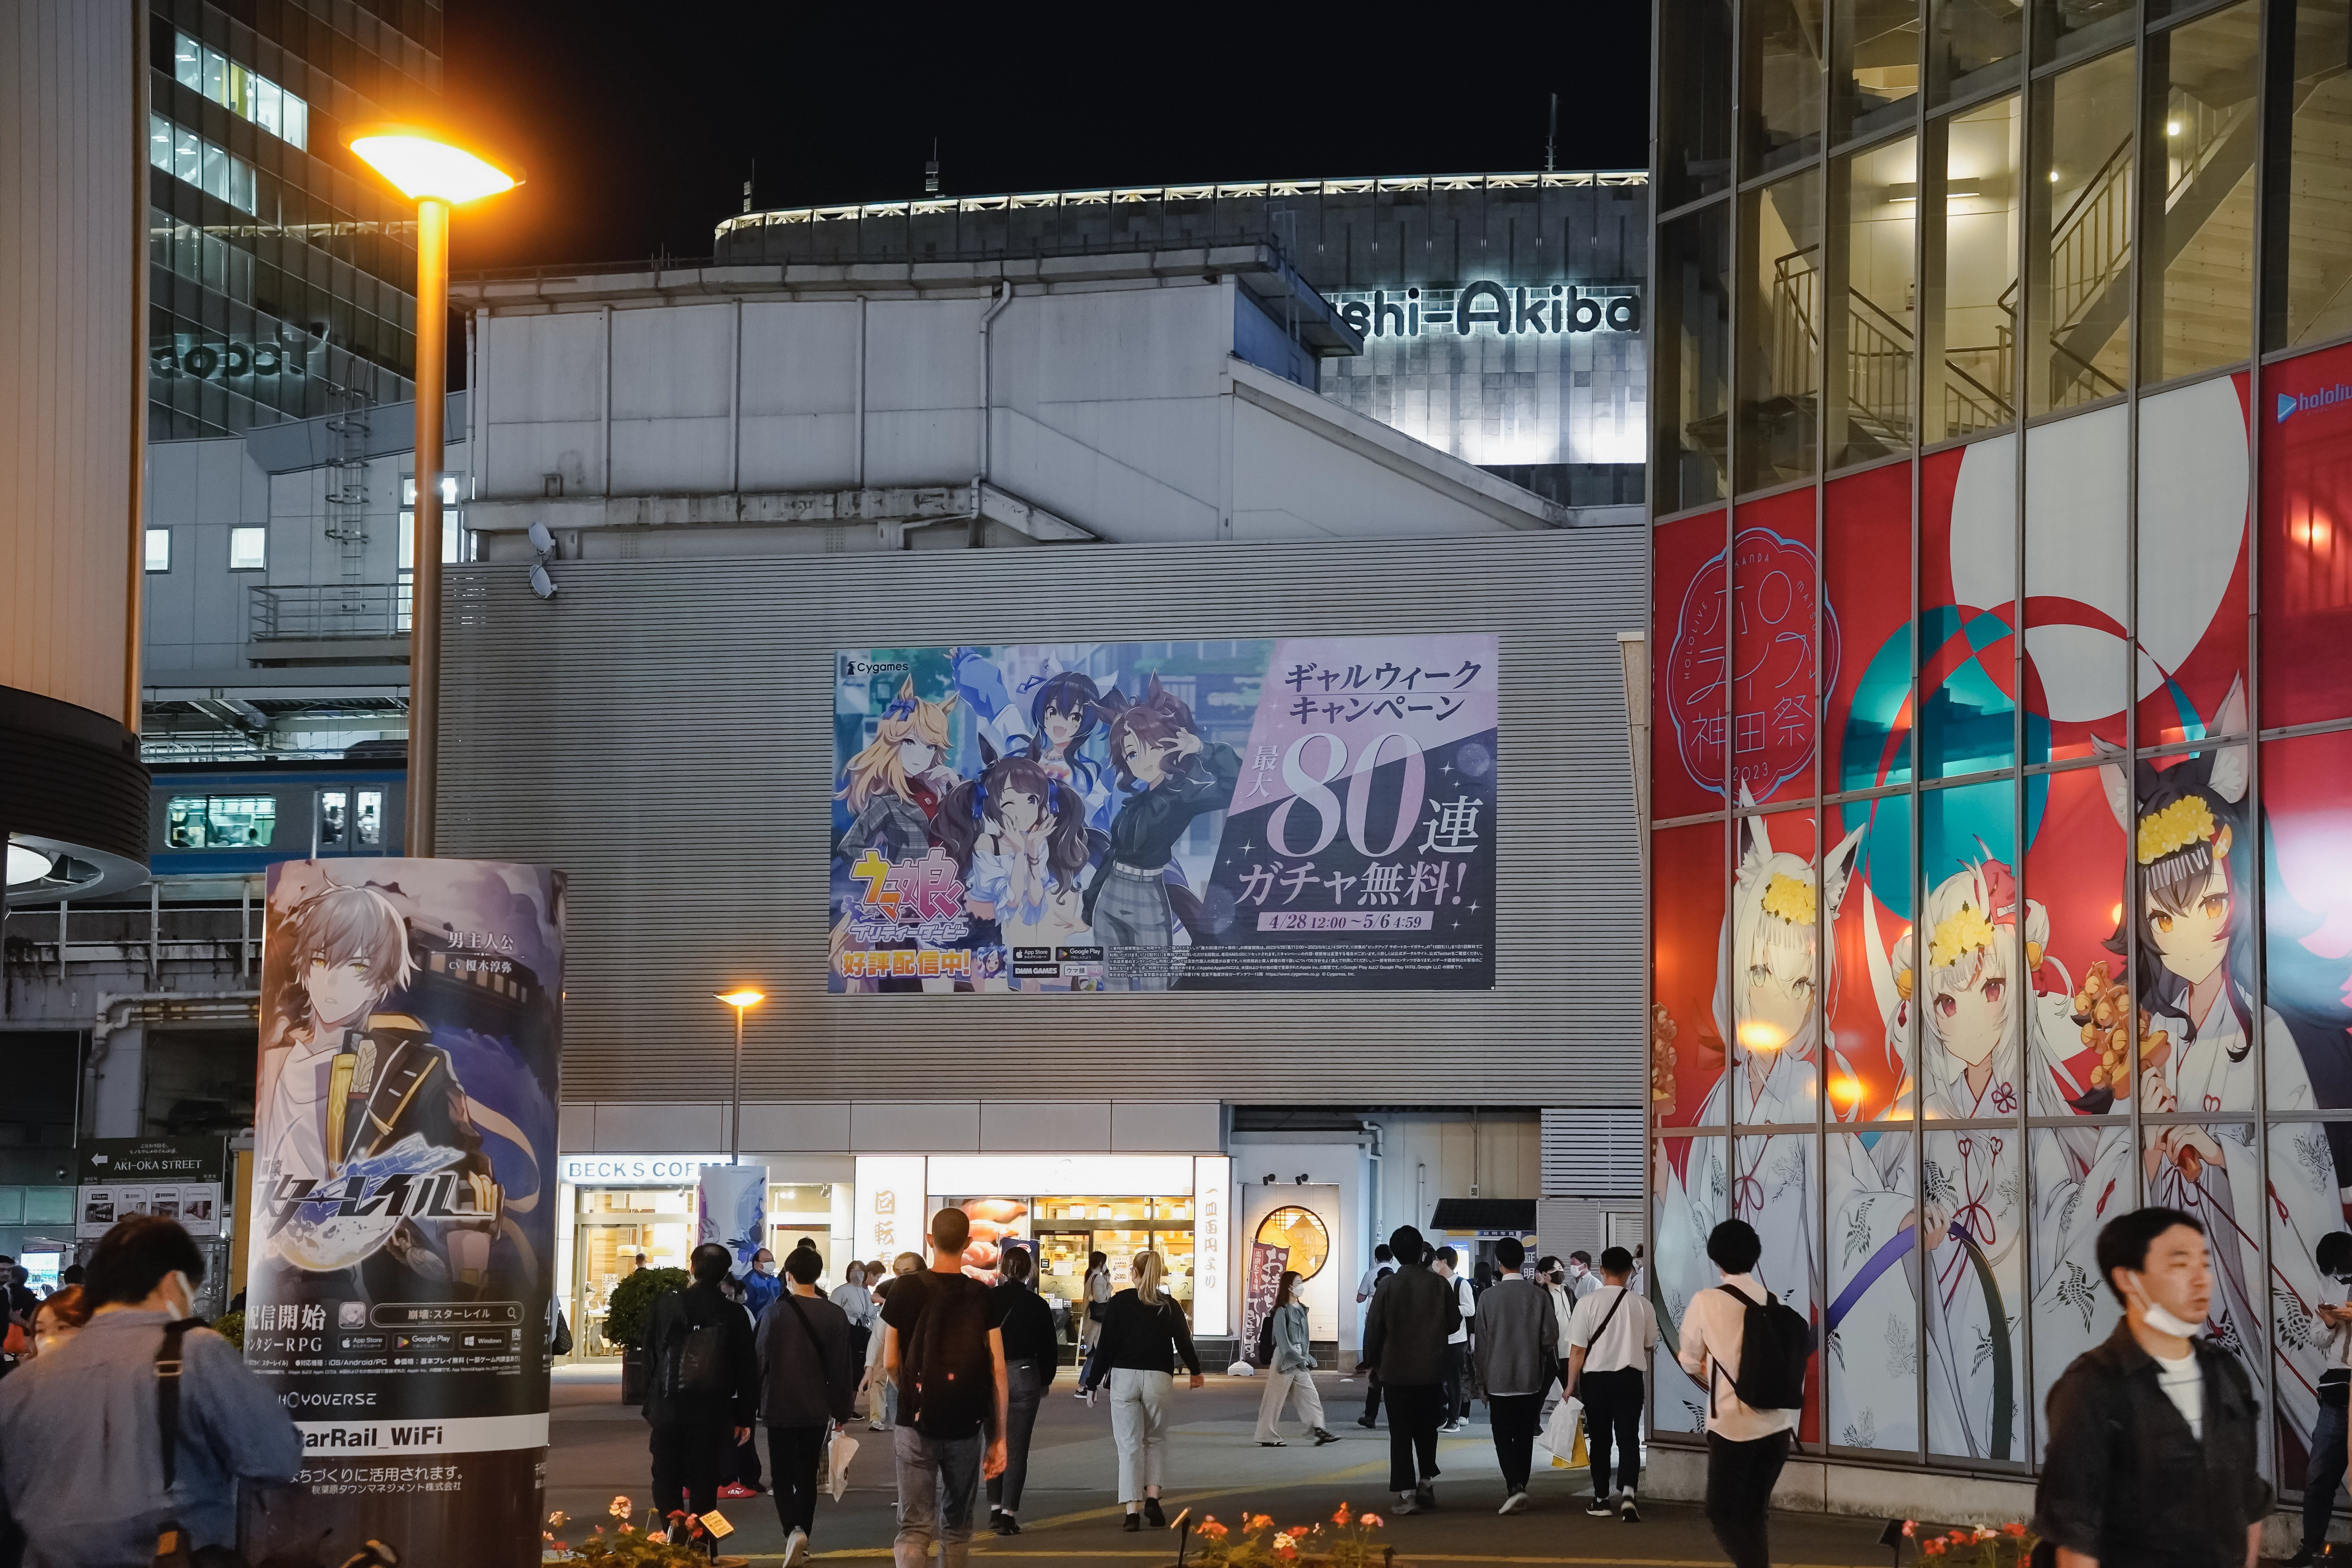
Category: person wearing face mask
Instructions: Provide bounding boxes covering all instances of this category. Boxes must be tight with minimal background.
[0,1215,302,1568]
[2032,1207,2268,1568]
[2288,1230,2352,1568]
[1564,1252,1599,1305]
[1536,1257,1576,1357]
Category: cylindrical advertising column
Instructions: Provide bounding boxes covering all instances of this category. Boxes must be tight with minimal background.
[240,859,564,1567]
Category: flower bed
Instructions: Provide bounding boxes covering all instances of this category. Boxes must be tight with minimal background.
[540,1495,748,1567]
[1907,1519,2037,1568]
[1188,1504,1390,1566]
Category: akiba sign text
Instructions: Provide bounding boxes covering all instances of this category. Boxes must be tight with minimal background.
[1327,282,1642,339]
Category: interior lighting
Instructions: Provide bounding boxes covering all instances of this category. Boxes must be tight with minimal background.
[1829,1074,1864,1111]
[5,843,53,886]
[346,129,518,204]
[1736,1020,1789,1051]
[2167,119,2183,136]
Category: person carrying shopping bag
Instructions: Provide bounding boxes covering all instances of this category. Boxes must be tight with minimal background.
[754,1246,859,1568]
[1254,1271,1339,1448]
[1078,1250,1203,1532]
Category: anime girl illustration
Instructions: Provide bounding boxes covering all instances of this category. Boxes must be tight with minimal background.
[1083,677,1240,990]
[1828,857,2132,1458]
[834,681,961,862]
[2096,677,2352,1449]
[954,653,1118,833]
[258,880,503,1297]
[935,752,1094,987]
[1654,801,1867,1432]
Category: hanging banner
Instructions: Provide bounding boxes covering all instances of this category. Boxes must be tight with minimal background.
[241,859,563,1568]
[1240,1241,1291,1367]
[830,635,1498,993]
[698,1164,769,1278]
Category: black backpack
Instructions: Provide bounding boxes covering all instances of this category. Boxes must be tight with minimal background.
[902,1275,995,1436]
[1716,1283,1809,1412]
[1255,1309,1276,1368]
[660,1294,732,1401]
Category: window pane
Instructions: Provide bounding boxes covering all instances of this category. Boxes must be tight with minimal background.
[173,128,200,186]
[229,526,266,570]
[201,143,228,202]
[283,96,307,152]
[2028,47,2135,415]
[205,795,275,846]
[2136,374,2250,749]
[2037,0,2135,64]
[2271,1122,2352,1473]
[2024,404,2127,762]
[1922,1129,2021,1458]
[1826,789,1911,1121]
[2023,761,2128,1102]
[1653,1130,1728,1434]
[148,114,171,172]
[1835,0,1920,145]
[1653,819,1730,1127]
[2259,730,2352,1117]
[2142,1123,2261,1352]
[356,790,384,848]
[254,78,281,137]
[1920,434,2016,777]
[144,528,170,571]
[1740,170,1826,493]
[2260,340,2352,728]
[1657,205,1734,512]
[1831,135,1918,467]
[1733,493,1824,807]
[230,156,255,215]
[1730,808,1824,1122]
[201,45,225,106]
[2138,2,2258,386]
[1662,0,1736,208]
[1924,93,2021,443]
[319,790,347,848]
[1747,0,1828,176]
[2267,0,2352,350]
[1928,0,2022,105]
[173,31,201,91]
[2027,1125,2129,1427]
[2127,739,2252,1112]
[1657,512,1731,819]
[227,61,249,118]
[1731,1131,1822,1430]
[165,795,206,848]
[1916,777,2019,1070]
[1825,461,1915,795]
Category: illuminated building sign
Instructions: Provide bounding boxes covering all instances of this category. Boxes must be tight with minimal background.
[1327,282,1642,339]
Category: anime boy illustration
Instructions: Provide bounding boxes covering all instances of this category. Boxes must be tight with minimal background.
[1083,677,1240,991]
[259,880,503,1300]
[1653,801,1866,1433]
[835,681,961,862]
[936,752,1095,987]
[2097,677,2352,1451]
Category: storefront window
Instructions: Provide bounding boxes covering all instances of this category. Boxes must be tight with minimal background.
[1924,93,2022,443]
[1740,170,1828,494]
[2036,0,2134,65]
[1835,0,1921,146]
[1662,0,1737,209]
[573,1186,693,1358]
[1928,0,2023,106]
[1746,0,1828,176]
[1657,209,1734,514]
[1831,135,1919,468]
[2137,2,2258,386]
[2024,404,2128,762]
[2264,0,2352,352]
[2028,47,2136,414]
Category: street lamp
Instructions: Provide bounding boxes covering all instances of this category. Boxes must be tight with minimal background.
[714,989,764,1163]
[344,125,521,857]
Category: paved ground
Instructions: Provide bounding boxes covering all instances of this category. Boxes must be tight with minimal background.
[548,1366,1904,1565]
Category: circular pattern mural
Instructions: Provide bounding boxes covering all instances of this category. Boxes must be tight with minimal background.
[1253,1205,1331,1280]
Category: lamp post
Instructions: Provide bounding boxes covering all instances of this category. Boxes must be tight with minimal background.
[343,127,520,857]
[714,989,764,1163]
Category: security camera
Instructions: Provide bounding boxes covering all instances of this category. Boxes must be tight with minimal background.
[1294,1174,1309,1185]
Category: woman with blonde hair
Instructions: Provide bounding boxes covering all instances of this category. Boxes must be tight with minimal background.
[1077,1249,1203,1530]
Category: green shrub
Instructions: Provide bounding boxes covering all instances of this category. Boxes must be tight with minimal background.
[603,1267,688,1351]
[211,1310,245,1351]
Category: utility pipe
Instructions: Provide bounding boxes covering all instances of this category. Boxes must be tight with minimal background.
[971,279,1014,543]
[1359,1119,1384,1241]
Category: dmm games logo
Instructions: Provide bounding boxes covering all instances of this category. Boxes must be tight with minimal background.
[2277,383,2352,422]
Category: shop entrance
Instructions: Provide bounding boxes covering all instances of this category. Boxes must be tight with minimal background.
[572,1185,693,1358]
[1028,1194,1198,1323]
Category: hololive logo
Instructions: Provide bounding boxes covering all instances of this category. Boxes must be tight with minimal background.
[1329,282,1641,340]
[2278,383,2352,422]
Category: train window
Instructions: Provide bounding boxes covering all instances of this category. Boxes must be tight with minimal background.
[356,789,384,848]
[319,790,347,849]
[164,795,276,849]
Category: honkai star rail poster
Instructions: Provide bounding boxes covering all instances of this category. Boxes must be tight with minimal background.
[243,858,562,1568]
[831,636,1499,992]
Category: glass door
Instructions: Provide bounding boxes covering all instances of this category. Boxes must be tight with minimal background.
[572,1187,691,1358]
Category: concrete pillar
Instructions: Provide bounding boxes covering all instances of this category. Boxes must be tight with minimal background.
[87,1022,146,1136]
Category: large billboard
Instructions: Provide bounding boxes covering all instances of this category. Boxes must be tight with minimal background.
[243,858,563,1568]
[831,636,1498,992]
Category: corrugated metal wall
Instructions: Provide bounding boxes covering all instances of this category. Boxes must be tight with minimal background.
[437,529,1644,1104]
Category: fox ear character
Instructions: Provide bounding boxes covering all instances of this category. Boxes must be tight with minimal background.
[2094,736,2132,838]
[2208,675,2249,803]
[1739,805,1773,871]
[1822,822,1868,924]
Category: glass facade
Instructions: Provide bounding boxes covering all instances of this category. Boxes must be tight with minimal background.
[147,1,442,439]
[1650,0,2352,1497]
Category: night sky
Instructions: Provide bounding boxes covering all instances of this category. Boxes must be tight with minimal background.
[438,2,1653,274]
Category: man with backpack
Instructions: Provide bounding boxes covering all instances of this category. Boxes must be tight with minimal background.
[1675,1219,1809,1568]
[880,1209,1010,1568]
[644,1241,760,1539]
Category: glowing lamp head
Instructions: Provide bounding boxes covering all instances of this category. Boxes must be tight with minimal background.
[1736,1020,1788,1052]
[715,988,764,1009]
[346,126,519,204]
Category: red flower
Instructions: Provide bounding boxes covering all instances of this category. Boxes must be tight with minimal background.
[1922,1541,1948,1557]
[2002,1523,2028,1537]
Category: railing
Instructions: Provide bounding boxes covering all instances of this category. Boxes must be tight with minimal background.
[0,895,261,985]
[2045,138,2132,403]
[1771,245,1824,402]
[250,581,410,641]
[1846,289,1916,447]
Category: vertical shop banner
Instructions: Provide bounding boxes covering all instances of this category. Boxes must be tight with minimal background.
[242,859,563,1568]
[698,1165,768,1277]
[830,636,1498,993]
[1240,1241,1290,1365]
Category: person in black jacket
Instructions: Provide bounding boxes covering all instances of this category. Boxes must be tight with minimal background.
[644,1241,760,1537]
[987,1246,1058,1536]
[755,1245,857,1568]
[1363,1224,1460,1515]
[2031,1207,2269,1568]
[1079,1250,1203,1530]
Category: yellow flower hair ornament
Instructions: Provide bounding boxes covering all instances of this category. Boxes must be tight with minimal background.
[1761,872,1817,926]
[1929,902,1998,973]
[2137,795,2218,866]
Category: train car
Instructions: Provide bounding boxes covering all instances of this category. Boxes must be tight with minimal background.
[149,758,407,877]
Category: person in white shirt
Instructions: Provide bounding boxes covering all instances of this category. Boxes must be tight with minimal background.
[1567,1245,1659,1522]
[1675,1220,1798,1568]
[1537,1256,1576,1351]
[1435,1247,1476,1432]
[1356,1244,1395,1305]
[1565,1251,1601,1305]
[2291,1230,2352,1566]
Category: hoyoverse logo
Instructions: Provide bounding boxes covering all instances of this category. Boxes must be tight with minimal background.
[1328,282,1641,339]
[2277,383,2352,422]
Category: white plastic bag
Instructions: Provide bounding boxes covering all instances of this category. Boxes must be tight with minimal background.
[1226,1360,1257,1376]
[1538,1395,1584,1468]
[827,1429,859,1501]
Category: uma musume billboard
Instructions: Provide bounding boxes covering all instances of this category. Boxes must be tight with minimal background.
[243,858,562,1568]
[830,635,1498,992]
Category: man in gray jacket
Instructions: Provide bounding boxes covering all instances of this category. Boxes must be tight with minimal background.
[1472,1238,1558,1514]
[0,1215,302,1568]
[1362,1225,1461,1515]
[756,1246,859,1568]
